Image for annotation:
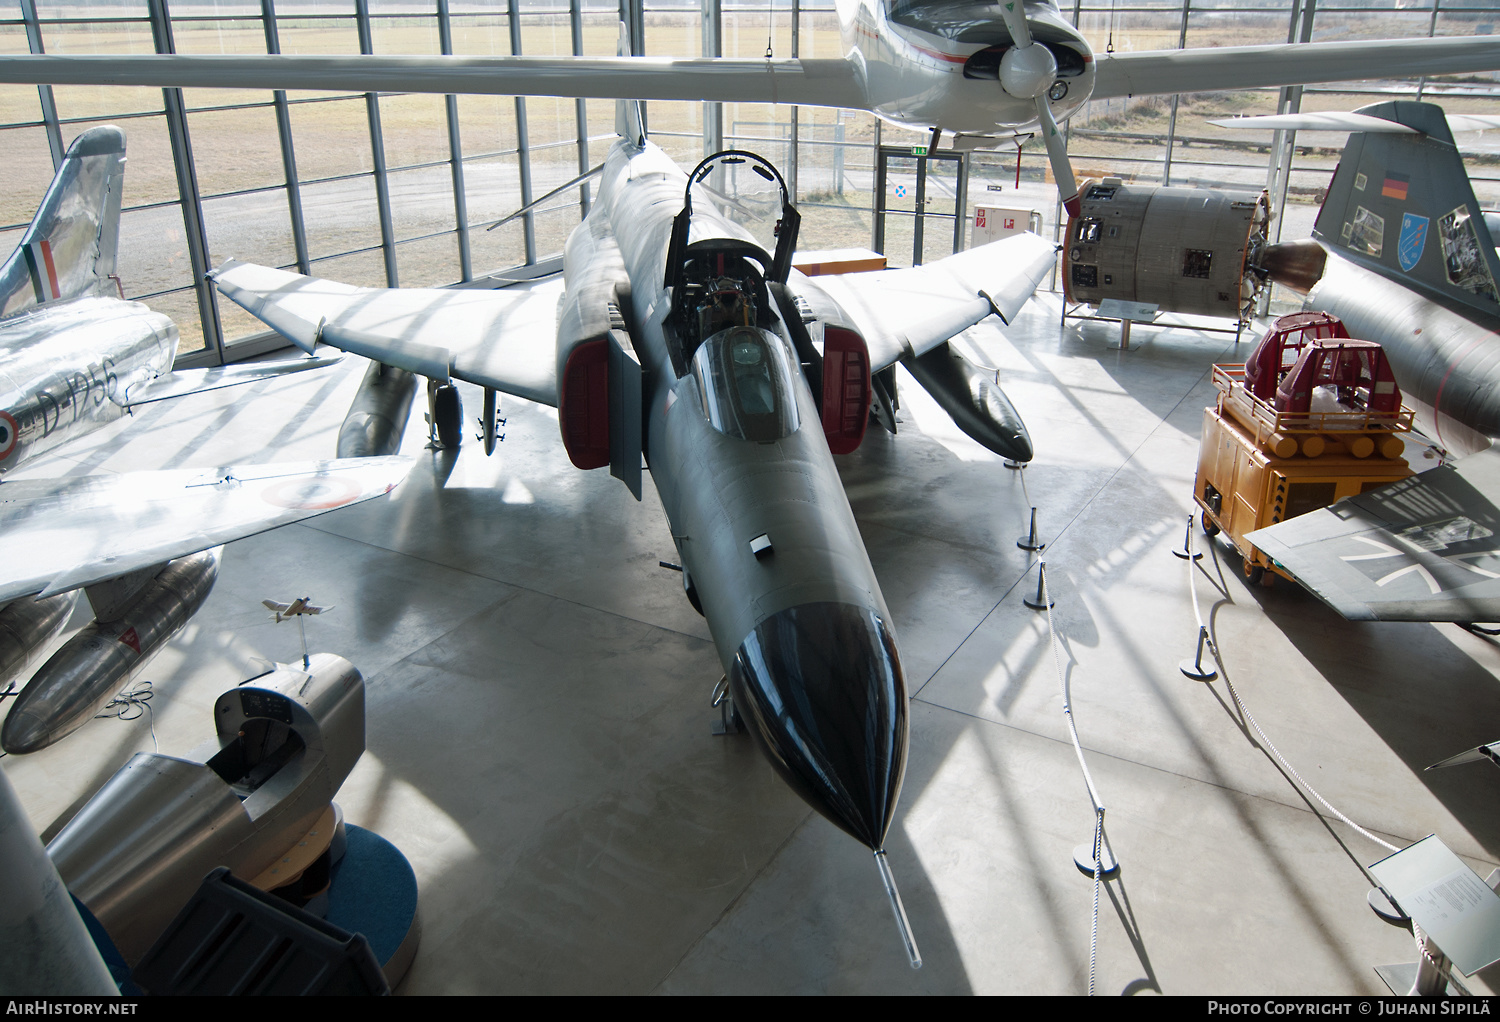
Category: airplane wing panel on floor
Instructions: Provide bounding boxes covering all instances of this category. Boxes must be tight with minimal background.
[814,232,1058,372]
[211,259,562,406]
[1246,447,1500,622]
[0,456,412,605]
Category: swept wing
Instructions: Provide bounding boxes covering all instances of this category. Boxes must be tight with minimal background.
[0,456,412,604]
[1246,448,1500,622]
[806,232,1058,372]
[211,260,561,407]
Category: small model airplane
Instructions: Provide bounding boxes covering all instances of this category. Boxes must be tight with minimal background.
[263,597,332,624]
[0,127,411,755]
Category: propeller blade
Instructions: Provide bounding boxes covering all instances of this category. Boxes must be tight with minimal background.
[998,0,1034,50]
[1035,96,1080,218]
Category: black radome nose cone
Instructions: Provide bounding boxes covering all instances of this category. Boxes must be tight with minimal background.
[728,602,909,848]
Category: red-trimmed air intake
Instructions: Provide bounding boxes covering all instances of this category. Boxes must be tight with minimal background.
[560,339,610,469]
[821,327,871,455]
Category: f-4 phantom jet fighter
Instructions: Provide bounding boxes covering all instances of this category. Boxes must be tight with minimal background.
[0,126,411,754]
[213,108,1057,965]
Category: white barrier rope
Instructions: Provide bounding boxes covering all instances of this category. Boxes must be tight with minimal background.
[1181,518,1398,855]
[1038,561,1105,996]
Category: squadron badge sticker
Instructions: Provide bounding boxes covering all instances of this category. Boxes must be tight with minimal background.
[1398,212,1429,272]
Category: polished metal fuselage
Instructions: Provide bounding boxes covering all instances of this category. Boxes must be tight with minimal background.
[48,653,365,965]
[0,295,175,475]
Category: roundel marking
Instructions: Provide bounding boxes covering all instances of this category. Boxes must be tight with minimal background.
[261,475,364,511]
[0,410,17,460]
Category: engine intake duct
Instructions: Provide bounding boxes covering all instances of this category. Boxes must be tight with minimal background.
[901,342,1033,463]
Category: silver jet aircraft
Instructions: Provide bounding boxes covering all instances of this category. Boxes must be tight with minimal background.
[0,126,411,754]
[212,107,1058,964]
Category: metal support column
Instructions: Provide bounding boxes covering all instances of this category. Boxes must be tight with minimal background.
[261,0,310,275]
[18,0,63,171]
[355,0,399,287]
[1161,0,1190,186]
[438,0,471,281]
[570,0,591,219]
[148,0,224,364]
[954,152,969,252]
[702,0,722,159]
[509,0,535,265]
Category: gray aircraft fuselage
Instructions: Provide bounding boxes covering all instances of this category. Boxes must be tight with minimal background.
[560,140,908,851]
[1281,102,1500,459]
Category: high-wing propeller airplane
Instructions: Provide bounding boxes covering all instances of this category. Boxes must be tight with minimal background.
[0,126,412,755]
[1174,101,1500,627]
[2,0,1500,219]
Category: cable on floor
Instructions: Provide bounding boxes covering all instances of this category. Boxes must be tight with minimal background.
[95,678,158,752]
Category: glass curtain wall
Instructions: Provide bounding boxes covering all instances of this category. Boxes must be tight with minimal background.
[1,0,1497,365]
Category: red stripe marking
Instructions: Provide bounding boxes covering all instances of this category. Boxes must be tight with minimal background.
[1430,333,1486,450]
[39,239,59,299]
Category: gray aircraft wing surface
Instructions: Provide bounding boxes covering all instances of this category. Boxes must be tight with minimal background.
[210,260,562,407]
[806,232,1059,372]
[1246,447,1500,622]
[2,35,1499,107]
[0,456,412,604]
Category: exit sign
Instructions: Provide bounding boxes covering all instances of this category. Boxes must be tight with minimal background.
[911,145,928,156]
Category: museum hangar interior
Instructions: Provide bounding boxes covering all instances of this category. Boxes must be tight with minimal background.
[6,0,1500,997]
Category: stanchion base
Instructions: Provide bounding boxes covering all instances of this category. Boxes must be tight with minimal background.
[1073,842,1120,880]
[1017,536,1045,551]
[1368,887,1409,927]
[1373,963,1469,997]
[1024,595,1055,610]
[1003,460,1025,470]
[1180,658,1217,681]
[1172,549,1203,561]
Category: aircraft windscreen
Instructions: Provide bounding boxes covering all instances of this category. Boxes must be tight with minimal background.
[691,325,800,442]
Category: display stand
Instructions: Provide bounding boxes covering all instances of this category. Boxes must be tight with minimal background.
[1367,835,1500,996]
[1062,301,1248,350]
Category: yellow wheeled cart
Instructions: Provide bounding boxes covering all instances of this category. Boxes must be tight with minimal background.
[1193,313,1415,584]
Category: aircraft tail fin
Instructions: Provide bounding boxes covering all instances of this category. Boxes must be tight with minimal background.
[614,22,646,147]
[1313,101,1500,318]
[0,125,125,318]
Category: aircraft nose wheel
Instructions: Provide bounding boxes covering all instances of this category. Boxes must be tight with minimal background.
[425,380,462,450]
[710,675,743,735]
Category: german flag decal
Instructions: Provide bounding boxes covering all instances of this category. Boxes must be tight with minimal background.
[1382,172,1411,201]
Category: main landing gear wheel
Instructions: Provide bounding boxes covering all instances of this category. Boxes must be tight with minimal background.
[427,381,462,450]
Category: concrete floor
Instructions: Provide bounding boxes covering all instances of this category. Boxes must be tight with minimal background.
[6,286,1500,995]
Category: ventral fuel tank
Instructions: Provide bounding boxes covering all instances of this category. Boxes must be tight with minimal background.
[1063,178,1270,319]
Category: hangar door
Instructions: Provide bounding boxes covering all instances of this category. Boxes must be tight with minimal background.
[873,148,969,267]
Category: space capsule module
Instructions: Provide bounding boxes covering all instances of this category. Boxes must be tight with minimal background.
[1063,177,1271,319]
[47,653,365,965]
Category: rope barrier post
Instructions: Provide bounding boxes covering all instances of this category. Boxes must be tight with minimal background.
[1024,559,1054,610]
[1180,625,1218,681]
[1073,811,1120,881]
[1172,513,1202,560]
[1017,506,1044,551]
